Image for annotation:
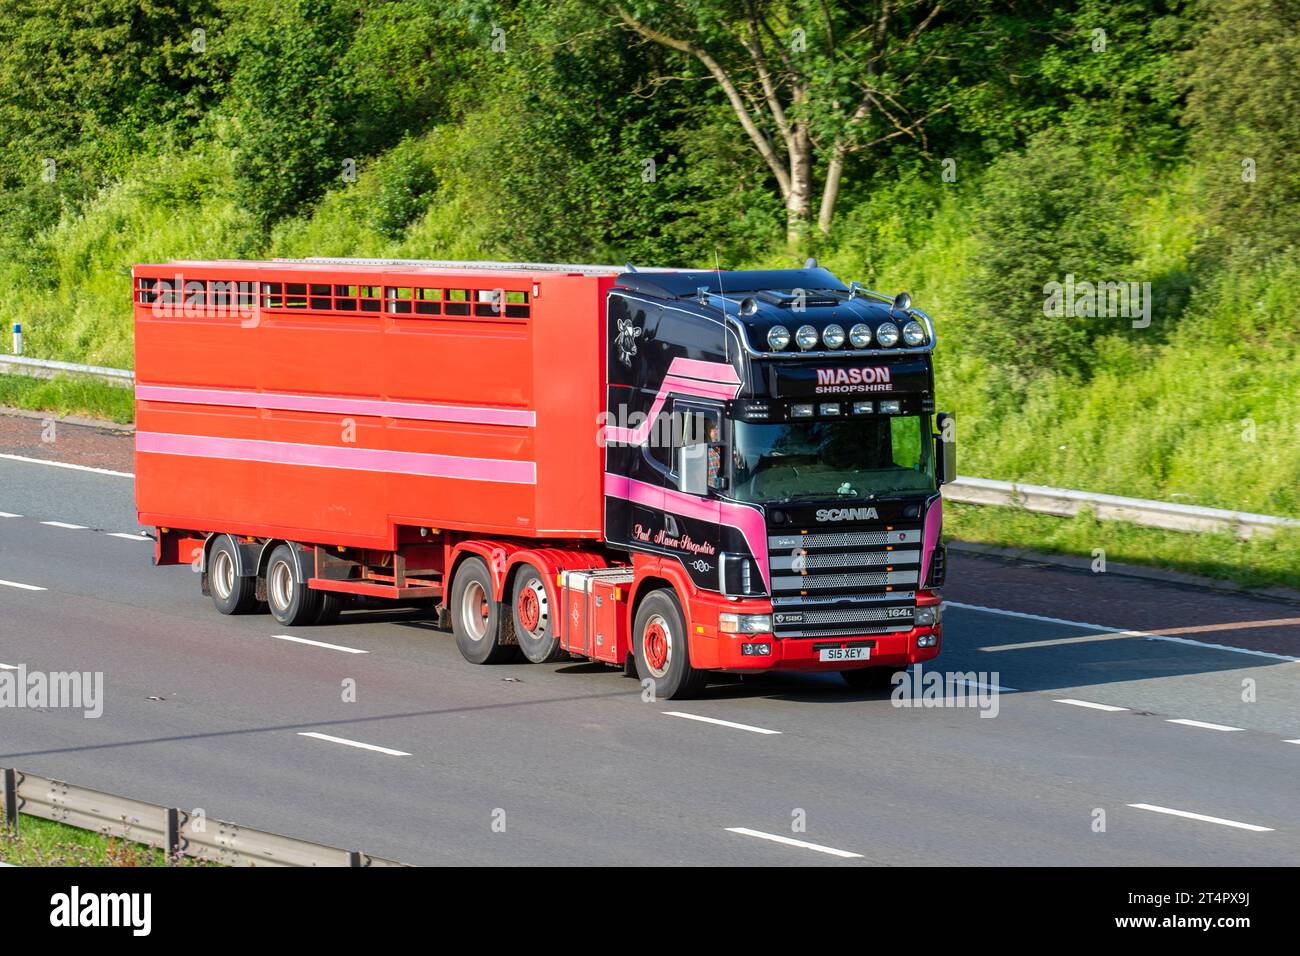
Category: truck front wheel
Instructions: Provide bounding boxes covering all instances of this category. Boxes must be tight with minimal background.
[265,544,321,626]
[634,589,707,700]
[511,566,565,663]
[451,557,518,664]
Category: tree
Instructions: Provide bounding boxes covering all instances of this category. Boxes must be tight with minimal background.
[606,0,971,249]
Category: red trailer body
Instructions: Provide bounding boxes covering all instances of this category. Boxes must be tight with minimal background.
[135,260,612,546]
[134,258,949,699]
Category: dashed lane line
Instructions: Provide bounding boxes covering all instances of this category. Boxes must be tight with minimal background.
[1167,718,1245,733]
[1054,698,1129,712]
[0,453,133,479]
[725,827,863,859]
[273,634,368,655]
[664,712,781,735]
[1127,804,1274,833]
[297,732,410,757]
[0,580,46,592]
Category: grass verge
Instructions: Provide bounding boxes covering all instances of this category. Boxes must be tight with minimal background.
[945,502,1300,593]
[0,373,134,424]
[0,816,211,866]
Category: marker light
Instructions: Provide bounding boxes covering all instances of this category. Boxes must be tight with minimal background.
[767,325,791,350]
[822,324,845,349]
[849,323,872,348]
[876,322,900,347]
[902,320,927,346]
[790,403,815,418]
[795,325,819,351]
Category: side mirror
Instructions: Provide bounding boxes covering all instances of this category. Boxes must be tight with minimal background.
[678,442,708,495]
[935,411,956,485]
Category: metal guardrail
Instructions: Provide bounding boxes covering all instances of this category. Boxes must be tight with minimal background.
[1,767,407,867]
[944,476,1300,540]
[0,354,134,386]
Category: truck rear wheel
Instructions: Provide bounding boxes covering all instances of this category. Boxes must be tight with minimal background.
[209,535,258,615]
[511,566,565,663]
[634,589,707,700]
[451,557,518,664]
[265,544,321,627]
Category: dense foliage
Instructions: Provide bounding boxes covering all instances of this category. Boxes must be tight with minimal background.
[0,0,1297,518]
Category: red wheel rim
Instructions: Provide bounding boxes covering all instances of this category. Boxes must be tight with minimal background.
[644,621,669,671]
[518,588,540,632]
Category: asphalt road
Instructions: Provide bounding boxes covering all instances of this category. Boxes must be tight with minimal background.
[1,419,1298,865]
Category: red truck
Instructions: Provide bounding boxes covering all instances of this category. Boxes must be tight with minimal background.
[134,258,954,698]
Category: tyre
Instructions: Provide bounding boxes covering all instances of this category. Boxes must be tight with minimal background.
[840,666,907,691]
[633,589,707,700]
[265,544,321,627]
[450,557,518,664]
[313,590,346,626]
[209,535,258,615]
[511,566,565,663]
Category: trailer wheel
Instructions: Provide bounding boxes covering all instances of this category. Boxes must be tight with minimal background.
[209,535,257,615]
[313,591,346,626]
[265,544,321,627]
[633,589,707,700]
[840,666,907,691]
[451,557,517,664]
[511,566,565,663]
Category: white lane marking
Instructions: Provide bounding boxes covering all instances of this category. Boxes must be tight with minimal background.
[107,532,151,542]
[664,711,781,735]
[0,663,18,670]
[1128,803,1273,832]
[40,520,87,530]
[0,453,133,479]
[1167,718,1244,732]
[0,579,46,592]
[1054,698,1129,712]
[726,827,863,859]
[297,732,409,756]
[1286,740,1300,746]
[273,634,368,654]
[950,601,1300,662]
[952,678,1017,693]
[0,511,21,518]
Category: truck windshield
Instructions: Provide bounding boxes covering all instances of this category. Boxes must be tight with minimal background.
[730,415,935,503]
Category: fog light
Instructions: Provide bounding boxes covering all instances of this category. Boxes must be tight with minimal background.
[790,403,814,418]
[741,642,772,656]
[879,399,901,414]
[853,401,874,414]
[819,402,841,416]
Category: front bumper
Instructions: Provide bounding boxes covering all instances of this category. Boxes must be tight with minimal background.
[712,624,942,672]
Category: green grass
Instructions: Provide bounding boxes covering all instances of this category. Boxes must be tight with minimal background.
[0,816,210,867]
[945,502,1300,592]
[0,373,134,424]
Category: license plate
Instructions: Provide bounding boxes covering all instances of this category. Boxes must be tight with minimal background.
[819,646,870,662]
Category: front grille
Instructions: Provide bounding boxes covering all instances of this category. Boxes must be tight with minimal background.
[767,522,922,638]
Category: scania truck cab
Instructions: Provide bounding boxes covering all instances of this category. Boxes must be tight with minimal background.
[602,265,954,696]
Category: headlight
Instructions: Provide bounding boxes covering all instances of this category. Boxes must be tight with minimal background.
[914,606,937,627]
[767,325,790,350]
[902,320,927,346]
[849,323,872,348]
[795,325,819,350]
[876,322,900,347]
[719,613,773,634]
[822,324,845,349]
